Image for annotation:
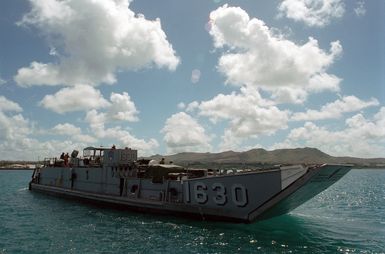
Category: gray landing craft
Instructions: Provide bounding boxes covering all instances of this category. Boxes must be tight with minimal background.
[29,147,352,223]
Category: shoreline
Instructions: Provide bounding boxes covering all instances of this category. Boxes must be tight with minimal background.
[0,168,34,170]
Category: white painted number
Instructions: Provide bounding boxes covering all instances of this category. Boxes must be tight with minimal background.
[212,183,227,205]
[188,182,248,207]
[231,184,248,207]
[194,182,208,204]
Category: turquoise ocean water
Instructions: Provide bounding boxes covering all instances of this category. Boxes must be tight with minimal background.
[0,169,384,254]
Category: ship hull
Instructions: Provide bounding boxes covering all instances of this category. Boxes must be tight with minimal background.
[30,183,250,223]
[29,164,351,223]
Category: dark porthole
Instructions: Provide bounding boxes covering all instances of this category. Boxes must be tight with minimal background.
[130,185,138,193]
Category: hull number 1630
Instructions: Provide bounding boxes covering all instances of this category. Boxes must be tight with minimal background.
[184,182,248,207]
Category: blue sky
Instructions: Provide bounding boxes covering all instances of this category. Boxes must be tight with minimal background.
[0,0,384,160]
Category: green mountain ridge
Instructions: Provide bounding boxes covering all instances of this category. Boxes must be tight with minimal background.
[148,147,385,167]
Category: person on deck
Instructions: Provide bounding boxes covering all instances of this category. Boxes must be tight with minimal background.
[64,153,69,167]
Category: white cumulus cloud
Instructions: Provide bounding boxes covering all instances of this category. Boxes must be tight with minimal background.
[278,0,345,27]
[270,87,309,104]
[0,104,83,160]
[275,107,385,157]
[292,96,379,121]
[186,87,289,150]
[52,123,81,136]
[40,85,110,114]
[108,92,139,122]
[14,62,61,87]
[79,91,139,123]
[41,86,140,123]
[162,112,212,153]
[197,87,286,137]
[0,97,135,160]
[52,123,97,143]
[0,112,30,142]
[0,96,23,113]
[85,109,158,155]
[209,5,342,102]
[15,0,179,87]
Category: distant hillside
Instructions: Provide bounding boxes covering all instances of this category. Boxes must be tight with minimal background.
[148,148,385,168]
